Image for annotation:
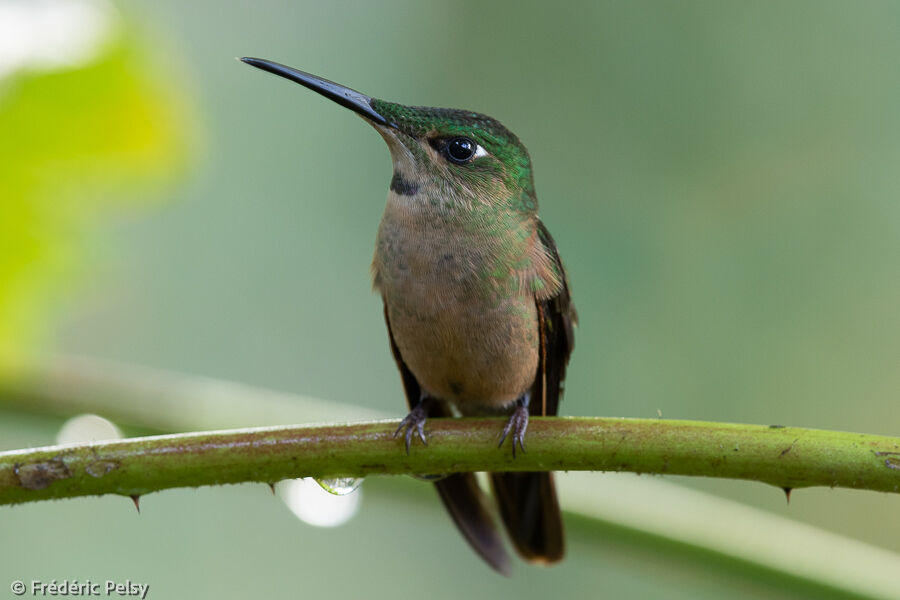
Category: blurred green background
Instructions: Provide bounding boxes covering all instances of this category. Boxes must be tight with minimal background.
[1,0,898,597]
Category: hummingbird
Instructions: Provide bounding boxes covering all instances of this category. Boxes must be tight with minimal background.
[241,57,575,574]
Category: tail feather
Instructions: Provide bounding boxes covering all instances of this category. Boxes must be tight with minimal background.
[435,473,512,575]
[490,471,564,564]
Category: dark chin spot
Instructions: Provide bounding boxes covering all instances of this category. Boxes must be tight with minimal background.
[390,171,419,196]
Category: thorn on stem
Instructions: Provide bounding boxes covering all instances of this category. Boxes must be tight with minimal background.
[782,487,792,504]
[130,494,141,513]
[268,482,277,495]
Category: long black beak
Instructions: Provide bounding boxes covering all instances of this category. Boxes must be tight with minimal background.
[241,57,393,128]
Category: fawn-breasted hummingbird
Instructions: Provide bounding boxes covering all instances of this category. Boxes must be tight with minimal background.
[241,57,576,574]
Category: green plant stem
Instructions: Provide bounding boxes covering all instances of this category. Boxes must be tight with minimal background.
[1,417,898,506]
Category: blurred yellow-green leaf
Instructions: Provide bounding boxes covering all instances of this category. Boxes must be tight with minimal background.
[0,7,192,369]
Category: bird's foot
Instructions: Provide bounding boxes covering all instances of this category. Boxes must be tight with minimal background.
[394,397,431,454]
[498,394,530,458]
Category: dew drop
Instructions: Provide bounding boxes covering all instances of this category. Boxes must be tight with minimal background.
[314,477,363,496]
[277,478,361,528]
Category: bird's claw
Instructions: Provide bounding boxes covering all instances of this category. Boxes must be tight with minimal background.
[498,403,529,458]
[394,404,428,454]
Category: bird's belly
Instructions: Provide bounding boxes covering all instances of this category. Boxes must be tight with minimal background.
[384,284,539,411]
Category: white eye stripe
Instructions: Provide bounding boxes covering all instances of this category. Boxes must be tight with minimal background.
[473,144,488,159]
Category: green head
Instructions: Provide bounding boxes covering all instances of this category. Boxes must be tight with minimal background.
[241,57,537,215]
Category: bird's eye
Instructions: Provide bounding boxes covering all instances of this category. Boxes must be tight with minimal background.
[443,137,485,164]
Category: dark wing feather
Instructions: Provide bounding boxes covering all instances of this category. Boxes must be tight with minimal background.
[383,304,511,575]
[490,218,575,564]
[535,218,576,418]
